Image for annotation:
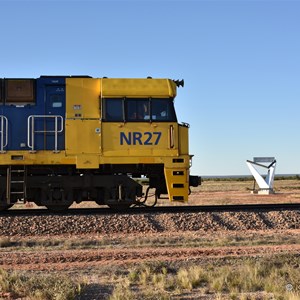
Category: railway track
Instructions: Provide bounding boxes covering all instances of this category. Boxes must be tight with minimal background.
[1,202,300,217]
[0,202,299,237]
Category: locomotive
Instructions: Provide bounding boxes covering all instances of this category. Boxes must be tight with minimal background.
[0,76,199,211]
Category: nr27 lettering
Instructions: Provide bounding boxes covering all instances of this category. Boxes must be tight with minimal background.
[120,132,162,145]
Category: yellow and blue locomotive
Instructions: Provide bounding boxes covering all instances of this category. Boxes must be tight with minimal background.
[0,76,199,210]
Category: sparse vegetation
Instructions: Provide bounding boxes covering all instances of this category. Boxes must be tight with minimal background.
[0,268,84,300]
[109,255,300,299]
[194,177,300,195]
[0,231,299,251]
[2,254,299,299]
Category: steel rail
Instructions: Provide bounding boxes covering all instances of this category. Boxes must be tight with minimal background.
[1,203,300,217]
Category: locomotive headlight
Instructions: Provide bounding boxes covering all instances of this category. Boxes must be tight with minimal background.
[95,128,101,134]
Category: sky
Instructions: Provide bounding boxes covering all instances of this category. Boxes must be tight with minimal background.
[0,0,299,176]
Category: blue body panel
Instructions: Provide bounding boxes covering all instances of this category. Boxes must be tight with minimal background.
[2,104,41,150]
[1,77,66,151]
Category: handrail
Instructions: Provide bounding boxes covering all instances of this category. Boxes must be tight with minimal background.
[0,115,8,153]
[27,115,63,152]
[169,125,174,149]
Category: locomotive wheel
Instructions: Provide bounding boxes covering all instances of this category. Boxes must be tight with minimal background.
[45,205,70,212]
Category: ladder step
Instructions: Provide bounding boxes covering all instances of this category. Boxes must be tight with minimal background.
[10,191,25,194]
[11,181,25,184]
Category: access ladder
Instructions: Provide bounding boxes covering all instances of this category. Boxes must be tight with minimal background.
[6,166,27,204]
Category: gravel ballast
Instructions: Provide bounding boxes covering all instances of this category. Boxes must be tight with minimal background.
[1,210,300,236]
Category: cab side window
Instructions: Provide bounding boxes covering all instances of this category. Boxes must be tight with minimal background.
[102,98,177,122]
[151,99,177,122]
[126,100,149,121]
[104,99,123,121]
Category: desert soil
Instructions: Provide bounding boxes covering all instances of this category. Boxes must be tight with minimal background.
[1,179,300,299]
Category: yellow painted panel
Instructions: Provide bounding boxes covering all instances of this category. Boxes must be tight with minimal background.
[101,122,179,157]
[178,125,189,155]
[66,119,101,154]
[66,78,100,119]
[98,156,163,165]
[164,168,189,202]
[0,150,190,173]
[76,155,99,169]
[101,78,177,97]
[0,151,75,165]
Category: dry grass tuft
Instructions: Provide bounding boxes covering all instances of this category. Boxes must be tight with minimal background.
[108,255,300,299]
[0,268,84,300]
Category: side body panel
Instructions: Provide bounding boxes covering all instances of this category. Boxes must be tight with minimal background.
[65,78,101,168]
[0,77,66,151]
[35,77,66,151]
[101,122,178,157]
[2,79,42,151]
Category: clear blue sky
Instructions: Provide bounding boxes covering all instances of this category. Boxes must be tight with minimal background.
[1,0,299,176]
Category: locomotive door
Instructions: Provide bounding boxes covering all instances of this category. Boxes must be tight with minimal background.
[45,86,65,150]
[34,85,65,151]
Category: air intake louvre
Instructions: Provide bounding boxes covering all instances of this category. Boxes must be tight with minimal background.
[5,79,35,103]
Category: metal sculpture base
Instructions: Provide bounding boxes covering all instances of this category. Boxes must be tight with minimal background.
[251,189,275,195]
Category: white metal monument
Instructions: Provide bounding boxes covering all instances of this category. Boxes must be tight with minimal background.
[246,157,276,194]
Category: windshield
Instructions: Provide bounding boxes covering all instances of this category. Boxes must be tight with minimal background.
[103,98,177,122]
